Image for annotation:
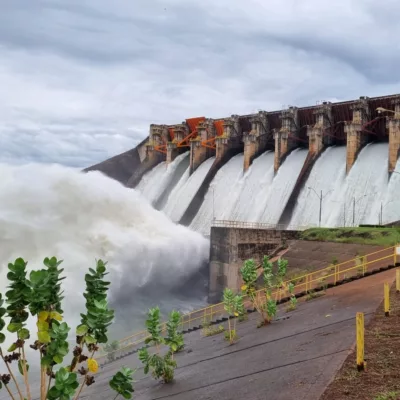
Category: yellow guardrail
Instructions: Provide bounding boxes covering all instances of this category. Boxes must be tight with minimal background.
[98,245,399,364]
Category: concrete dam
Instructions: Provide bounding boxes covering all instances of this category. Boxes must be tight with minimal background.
[86,93,400,234]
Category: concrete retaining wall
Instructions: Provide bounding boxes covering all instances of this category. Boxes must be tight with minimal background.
[209,227,298,302]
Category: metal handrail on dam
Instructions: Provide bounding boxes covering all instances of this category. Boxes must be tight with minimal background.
[98,245,400,365]
[211,219,315,231]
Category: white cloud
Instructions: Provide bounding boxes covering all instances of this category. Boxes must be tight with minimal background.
[1,0,400,167]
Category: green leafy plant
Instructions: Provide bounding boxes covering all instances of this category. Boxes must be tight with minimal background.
[224,329,237,342]
[286,282,297,312]
[138,307,180,383]
[240,256,288,327]
[164,311,184,353]
[0,256,125,400]
[104,340,120,363]
[223,288,244,344]
[109,367,135,399]
[47,368,79,400]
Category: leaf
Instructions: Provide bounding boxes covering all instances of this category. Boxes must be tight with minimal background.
[38,311,49,321]
[87,358,99,373]
[53,354,63,364]
[38,330,51,343]
[8,343,17,352]
[76,324,88,336]
[7,322,23,333]
[37,320,49,331]
[18,328,30,340]
[50,311,63,321]
[18,359,29,375]
[84,335,96,344]
[0,333,5,344]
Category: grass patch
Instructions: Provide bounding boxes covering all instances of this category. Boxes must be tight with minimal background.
[300,227,400,247]
[373,392,399,400]
[202,325,225,337]
[305,290,326,301]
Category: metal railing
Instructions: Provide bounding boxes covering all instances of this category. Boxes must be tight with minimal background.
[211,219,316,231]
[98,245,399,365]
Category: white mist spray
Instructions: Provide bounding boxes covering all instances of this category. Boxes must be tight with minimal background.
[0,163,209,342]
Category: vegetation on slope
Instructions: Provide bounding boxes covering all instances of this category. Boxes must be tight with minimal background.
[300,227,400,246]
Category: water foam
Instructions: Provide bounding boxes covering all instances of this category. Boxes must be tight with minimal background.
[0,163,209,338]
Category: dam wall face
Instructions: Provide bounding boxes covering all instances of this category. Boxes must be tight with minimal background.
[85,93,400,233]
[86,93,400,190]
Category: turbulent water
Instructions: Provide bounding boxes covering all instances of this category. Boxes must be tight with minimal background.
[289,143,394,227]
[136,152,189,206]
[189,149,308,235]
[0,163,209,343]
[163,157,215,222]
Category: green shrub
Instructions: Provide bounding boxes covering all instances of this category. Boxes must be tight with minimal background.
[138,307,182,383]
[0,256,129,400]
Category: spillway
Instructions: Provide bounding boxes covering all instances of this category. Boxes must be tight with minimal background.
[162,157,215,222]
[189,149,308,235]
[288,143,389,228]
[254,149,308,224]
[136,152,189,206]
[134,142,400,236]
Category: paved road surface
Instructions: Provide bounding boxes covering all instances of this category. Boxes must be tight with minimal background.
[75,269,394,400]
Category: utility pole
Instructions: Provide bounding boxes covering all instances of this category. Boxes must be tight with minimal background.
[352,194,371,227]
[308,187,333,227]
[319,190,322,228]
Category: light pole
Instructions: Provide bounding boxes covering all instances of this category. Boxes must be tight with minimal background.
[308,187,333,227]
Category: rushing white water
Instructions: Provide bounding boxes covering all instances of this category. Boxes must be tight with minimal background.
[0,163,209,343]
[382,158,400,224]
[254,148,308,224]
[288,146,346,228]
[289,143,391,228]
[189,149,308,235]
[190,154,244,235]
[136,152,189,206]
[226,151,275,221]
[162,157,215,222]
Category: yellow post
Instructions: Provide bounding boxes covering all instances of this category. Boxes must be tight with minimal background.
[364,255,367,275]
[396,269,400,293]
[334,265,338,285]
[394,246,397,266]
[356,312,364,371]
[384,283,390,317]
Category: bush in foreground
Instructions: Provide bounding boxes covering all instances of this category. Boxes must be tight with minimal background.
[0,257,134,400]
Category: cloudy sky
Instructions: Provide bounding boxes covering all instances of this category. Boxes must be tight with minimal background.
[1,0,400,167]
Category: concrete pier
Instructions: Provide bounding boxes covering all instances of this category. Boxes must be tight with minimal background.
[243,111,270,172]
[308,102,333,156]
[216,115,242,161]
[388,99,400,173]
[190,119,215,174]
[344,97,370,174]
[274,107,299,172]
